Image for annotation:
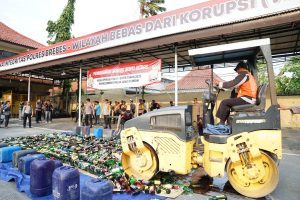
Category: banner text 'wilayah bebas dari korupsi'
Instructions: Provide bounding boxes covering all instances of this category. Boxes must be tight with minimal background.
[0,0,279,68]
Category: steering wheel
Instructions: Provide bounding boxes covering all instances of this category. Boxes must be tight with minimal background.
[213,85,225,93]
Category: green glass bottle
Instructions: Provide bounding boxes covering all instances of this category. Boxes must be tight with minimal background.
[129,176,137,185]
[208,195,227,200]
[104,159,116,167]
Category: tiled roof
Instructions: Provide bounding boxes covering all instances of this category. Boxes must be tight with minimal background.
[0,22,45,49]
[165,69,224,90]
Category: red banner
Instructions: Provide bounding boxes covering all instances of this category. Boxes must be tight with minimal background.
[87,59,161,90]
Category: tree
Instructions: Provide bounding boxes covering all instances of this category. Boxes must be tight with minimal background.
[256,60,268,85]
[138,1,165,99]
[46,0,76,44]
[139,0,166,19]
[275,56,300,95]
[46,0,76,112]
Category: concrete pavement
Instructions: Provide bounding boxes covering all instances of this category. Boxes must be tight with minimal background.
[0,118,299,200]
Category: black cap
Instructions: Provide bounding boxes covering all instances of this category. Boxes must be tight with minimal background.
[234,61,248,71]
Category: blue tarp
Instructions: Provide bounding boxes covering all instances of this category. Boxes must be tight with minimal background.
[203,124,231,135]
[0,162,165,200]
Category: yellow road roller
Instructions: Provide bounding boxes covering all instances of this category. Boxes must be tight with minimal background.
[121,38,282,198]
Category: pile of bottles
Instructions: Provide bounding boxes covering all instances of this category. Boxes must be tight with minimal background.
[0,133,193,196]
[0,133,122,177]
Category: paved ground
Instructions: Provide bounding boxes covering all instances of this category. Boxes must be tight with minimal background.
[0,118,299,200]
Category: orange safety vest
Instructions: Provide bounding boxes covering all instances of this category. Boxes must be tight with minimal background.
[237,72,257,98]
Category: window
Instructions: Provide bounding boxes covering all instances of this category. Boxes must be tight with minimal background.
[150,114,181,131]
[185,111,192,124]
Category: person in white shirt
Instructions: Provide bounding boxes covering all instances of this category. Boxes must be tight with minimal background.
[22,101,33,128]
[84,98,94,128]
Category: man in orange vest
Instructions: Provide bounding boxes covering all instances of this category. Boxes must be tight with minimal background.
[216,61,257,125]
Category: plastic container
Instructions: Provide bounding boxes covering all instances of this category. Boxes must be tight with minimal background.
[82,126,90,137]
[52,166,80,200]
[103,129,113,140]
[18,154,46,175]
[53,160,63,169]
[74,126,83,135]
[0,146,21,163]
[74,126,90,136]
[30,158,55,197]
[12,149,37,168]
[0,143,7,148]
[81,178,113,200]
[94,128,103,138]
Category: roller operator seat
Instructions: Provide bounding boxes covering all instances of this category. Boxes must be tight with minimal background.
[231,84,268,113]
[203,84,268,144]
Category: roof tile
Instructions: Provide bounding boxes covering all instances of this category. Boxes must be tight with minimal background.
[165,69,224,90]
[0,22,45,49]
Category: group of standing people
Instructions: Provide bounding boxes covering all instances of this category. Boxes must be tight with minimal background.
[34,99,53,124]
[138,99,162,116]
[0,100,34,128]
[18,100,53,128]
[1,100,31,128]
[76,99,160,129]
[1,97,163,130]
[101,99,135,130]
[75,99,102,128]
[76,98,138,130]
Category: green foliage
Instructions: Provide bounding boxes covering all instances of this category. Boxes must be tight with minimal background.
[46,0,76,111]
[256,60,268,85]
[46,0,76,44]
[139,0,166,18]
[60,79,72,91]
[275,56,300,95]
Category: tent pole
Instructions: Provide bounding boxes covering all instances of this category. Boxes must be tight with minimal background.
[27,73,31,102]
[78,68,82,126]
[175,45,178,106]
